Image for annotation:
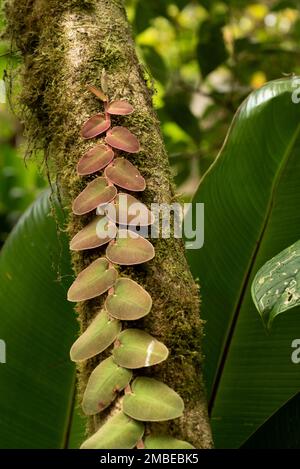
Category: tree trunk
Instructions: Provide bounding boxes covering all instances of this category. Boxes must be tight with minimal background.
[6,0,212,448]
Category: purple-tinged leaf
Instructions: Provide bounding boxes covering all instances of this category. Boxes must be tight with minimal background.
[67,257,118,302]
[106,230,155,265]
[105,158,145,192]
[106,100,134,116]
[105,126,140,153]
[81,113,111,139]
[86,85,108,102]
[106,193,154,226]
[69,216,117,251]
[105,278,152,320]
[77,144,114,175]
[72,177,117,215]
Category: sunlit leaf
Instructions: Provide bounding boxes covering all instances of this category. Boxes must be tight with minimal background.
[86,85,108,102]
[113,329,169,369]
[82,357,132,415]
[105,277,152,320]
[105,127,140,153]
[81,113,111,139]
[67,257,118,302]
[70,310,121,361]
[69,216,117,251]
[123,377,184,422]
[77,144,114,176]
[106,229,155,265]
[105,158,145,192]
[72,177,117,215]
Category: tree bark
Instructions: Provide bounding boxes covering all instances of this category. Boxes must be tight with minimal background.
[6,0,212,448]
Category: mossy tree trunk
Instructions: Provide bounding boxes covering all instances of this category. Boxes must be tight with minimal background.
[6,0,212,448]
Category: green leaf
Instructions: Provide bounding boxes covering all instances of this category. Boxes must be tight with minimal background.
[123,377,184,421]
[80,411,144,449]
[252,240,300,328]
[106,230,155,265]
[82,357,132,415]
[113,329,169,369]
[197,19,228,78]
[144,434,195,449]
[0,190,85,448]
[141,46,168,84]
[72,177,117,215]
[187,77,300,448]
[70,216,116,251]
[105,278,152,320]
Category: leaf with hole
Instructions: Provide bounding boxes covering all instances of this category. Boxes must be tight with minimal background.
[105,126,140,153]
[144,435,195,449]
[113,329,168,369]
[70,217,117,251]
[77,144,114,176]
[252,239,300,328]
[106,193,154,226]
[86,85,108,102]
[67,257,117,302]
[70,310,121,362]
[106,100,134,115]
[106,230,155,265]
[80,411,144,449]
[104,158,145,192]
[123,377,184,422]
[81,113,111,139]
[82,357,132,415]
[72,177,117,215]
[105,278,152,320]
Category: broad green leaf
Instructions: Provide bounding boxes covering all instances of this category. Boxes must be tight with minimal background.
[77,144,114,176]
[0,190,85,448]
[252,240,300,328]
[144,434,194,449]
[82,357,132,415]
[123,377,184,421]
[67,257,118,302]
[105,278,152,320]
[187,77,300,448]
[70,216,117,251]
[80,411,144,449]
[81,113,111,139]
[72,177,117,215]
[113,329,169,368]
[105,158,146,192]
[106,230,155,265]
[70,310,121,362]
[105,127,140,153]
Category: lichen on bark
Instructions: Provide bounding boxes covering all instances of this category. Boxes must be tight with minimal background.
[5,0,213,448]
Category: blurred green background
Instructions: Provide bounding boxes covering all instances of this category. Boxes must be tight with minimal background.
[1,0,300,242]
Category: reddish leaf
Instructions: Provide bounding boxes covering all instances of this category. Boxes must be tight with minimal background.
[86,84,108,102]
[77,144,114,176]
[72,177,117,215]
[69,216,117,251]
[106,230,155,265]
[67,257,118,302]
[105,158,145,192]
[106,193,154,226]
[105,126,140,153]
[106,100,134,116]
[81,113,111,139]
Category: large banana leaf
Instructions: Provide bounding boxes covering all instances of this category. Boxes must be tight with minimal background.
[0,191,85,448]
[187,77,300,448]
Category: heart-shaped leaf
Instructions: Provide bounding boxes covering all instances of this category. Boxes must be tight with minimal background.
[105,278,152,320]
[106,100,134,115]
[70,217,117,251]
[144,435,195,449]
[77,144,114,176]
[104,158,145,191]
[105,127,140,153]
[86,85,108,102]
[70,310,121,362]
[81,113,111,139]
[251,239,300,328]
[113,329,169,368]
[123,377,184,422]
[106,230,155,265]
[80,411,144,449]
[67,257,118,302]
[72,177,117,215]
[106,193,154,226]
[82,357,132,415]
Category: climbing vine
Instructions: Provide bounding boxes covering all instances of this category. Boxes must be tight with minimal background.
[67,75,194,449]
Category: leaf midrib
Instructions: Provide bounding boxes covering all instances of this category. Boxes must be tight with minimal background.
[209,121,300,414]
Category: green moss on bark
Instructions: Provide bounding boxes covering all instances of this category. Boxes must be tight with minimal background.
[6,0,212,448]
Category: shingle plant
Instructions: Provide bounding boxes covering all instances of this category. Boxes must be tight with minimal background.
[67,76,194,450]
